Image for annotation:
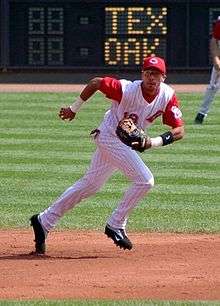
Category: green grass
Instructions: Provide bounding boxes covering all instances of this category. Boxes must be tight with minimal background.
[0,92,220,233]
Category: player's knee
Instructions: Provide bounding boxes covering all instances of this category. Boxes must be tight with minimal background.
[137,176,154,190]
[146,177,154,189]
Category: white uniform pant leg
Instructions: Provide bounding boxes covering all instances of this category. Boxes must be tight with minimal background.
[97,138,154,230]
[199,67,220,115]
[39,148,116,232]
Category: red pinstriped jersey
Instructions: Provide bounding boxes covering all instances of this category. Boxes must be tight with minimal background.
[98,77,183,136]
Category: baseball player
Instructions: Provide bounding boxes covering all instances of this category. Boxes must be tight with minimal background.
[195,17,220,124]
[30,56,184,254]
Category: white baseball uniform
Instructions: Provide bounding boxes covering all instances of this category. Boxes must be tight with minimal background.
[39,77,183,231]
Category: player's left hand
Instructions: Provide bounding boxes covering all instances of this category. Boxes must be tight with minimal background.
[116,118,150,152]
[59,107,76,121]
[131,136,152,151]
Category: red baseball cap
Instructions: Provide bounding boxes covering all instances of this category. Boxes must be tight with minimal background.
[212,18,220,39]
[143,56,166,74]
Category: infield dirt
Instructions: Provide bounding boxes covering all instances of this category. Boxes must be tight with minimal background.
[0,229,219,300]
[0,83,207,93]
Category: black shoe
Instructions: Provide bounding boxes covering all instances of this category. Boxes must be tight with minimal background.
[105,224,133,250]
[30,214,46,254]
[194,113,205,124]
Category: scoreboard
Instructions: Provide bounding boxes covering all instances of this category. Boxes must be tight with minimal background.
[1,0,220,70]
[104,7,167,66]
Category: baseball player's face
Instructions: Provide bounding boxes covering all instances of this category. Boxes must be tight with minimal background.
[142,69,164,94]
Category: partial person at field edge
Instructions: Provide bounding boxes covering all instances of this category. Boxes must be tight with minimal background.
[195,17,220,124]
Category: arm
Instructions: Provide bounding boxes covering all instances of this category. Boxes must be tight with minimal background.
[210,38,220,71]
[59,77,103,121]
[147,125,184,149]
[80,77,103,100]
[170,125,185,141]
[148,94,184,149]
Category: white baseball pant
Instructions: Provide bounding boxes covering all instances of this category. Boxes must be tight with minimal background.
[39,132,154,231]
[199,66,220,115]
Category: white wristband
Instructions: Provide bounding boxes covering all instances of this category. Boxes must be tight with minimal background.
[150,136,163,148]
[70,96,85,113]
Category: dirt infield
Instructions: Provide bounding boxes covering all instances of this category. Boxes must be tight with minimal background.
[0,230,219,300]
[0,83,207,93]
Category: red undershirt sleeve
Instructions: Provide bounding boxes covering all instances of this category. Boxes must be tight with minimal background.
[162,94,184,128]
[99,77,123,103]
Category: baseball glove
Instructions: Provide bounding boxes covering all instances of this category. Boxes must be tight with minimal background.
[116,118,151,152]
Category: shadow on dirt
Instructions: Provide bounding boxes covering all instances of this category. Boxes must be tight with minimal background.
[0,253,113,260]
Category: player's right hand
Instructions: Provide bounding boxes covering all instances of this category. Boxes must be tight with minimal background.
[59,107,76,121]
[213,57,220,72]
[214,63,220,72]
